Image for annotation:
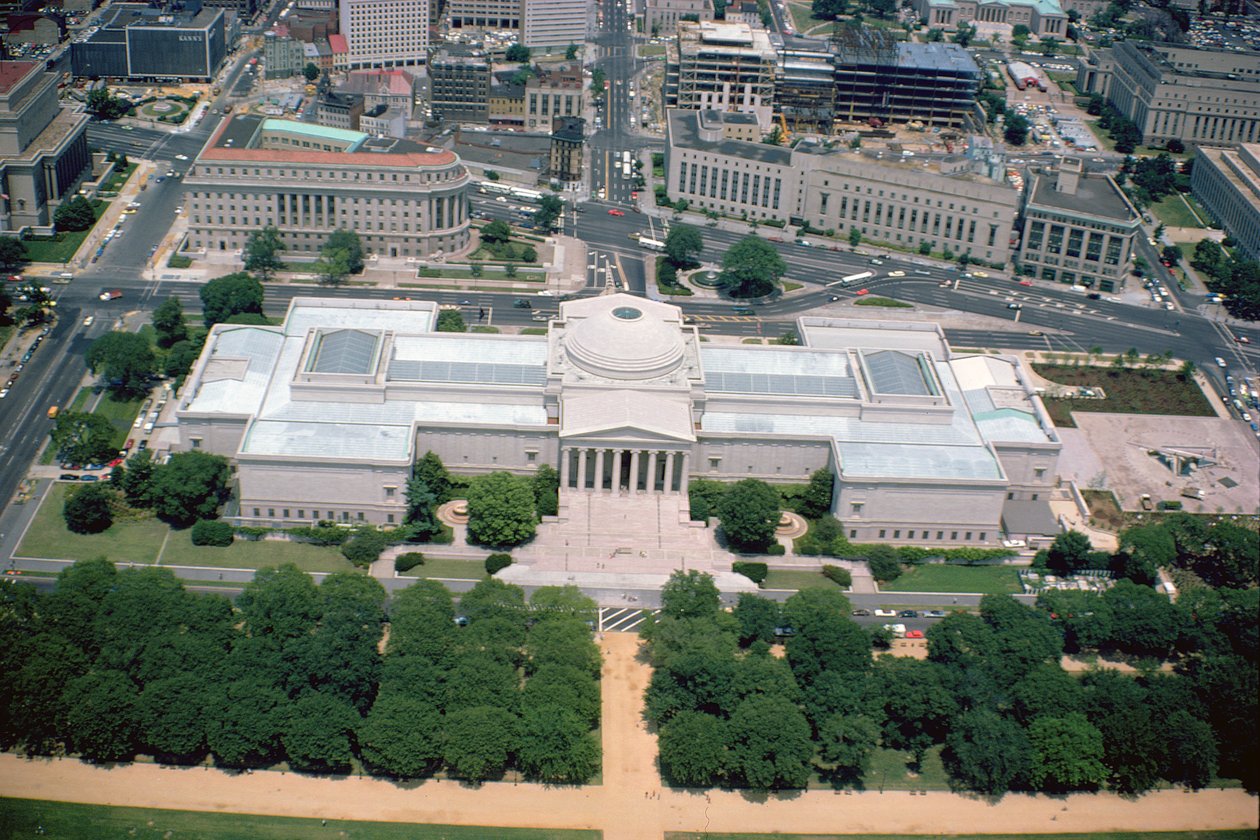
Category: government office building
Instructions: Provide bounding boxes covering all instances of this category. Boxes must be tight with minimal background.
[183,115,470,260]
[173,294,1061,546]
[665,109,1019,266]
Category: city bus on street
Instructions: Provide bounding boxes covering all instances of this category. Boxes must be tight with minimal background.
[638,237,665,251]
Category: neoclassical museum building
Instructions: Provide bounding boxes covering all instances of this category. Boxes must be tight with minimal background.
[173,294,1062,545]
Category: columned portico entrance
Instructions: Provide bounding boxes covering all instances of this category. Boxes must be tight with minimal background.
[562,446,689,495]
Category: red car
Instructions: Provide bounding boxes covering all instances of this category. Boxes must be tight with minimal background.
[630,191,638,199]
[107,457,125,468]
[905,630,925,639]
[1019,280,1033,286]
[607,209,625,216]
[124,438,135,450]
[857,289,870,296]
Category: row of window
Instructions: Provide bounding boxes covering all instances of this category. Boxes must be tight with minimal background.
[196,165,458,184]
[873,528,988,541]
[679,160,783,210]
[1025,221,1125,265]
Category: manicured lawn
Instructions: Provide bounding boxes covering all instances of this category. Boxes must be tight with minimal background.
[521,327,548,335]
[67,387,92,412]
[401,556,487,580]
[761,568,842,591]
[854,296,912,308]
[92,392,145,450]
[786,0,821,32]
[469,241,539,263]
[157,530,355,573]
[639,43,666,56]
[99,162,138,193]
[17,483,167,565]
[1034,364,1215,426]
[885,563,1021,595]
[1150,193,1206,229]
[863,745,951,790]
[0,798,600,840]
[21,200,109,263]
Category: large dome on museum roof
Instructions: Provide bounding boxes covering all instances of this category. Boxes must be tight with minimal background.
[564,296,686,381]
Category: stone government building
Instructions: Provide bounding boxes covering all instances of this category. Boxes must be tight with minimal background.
[174,294,1062,547]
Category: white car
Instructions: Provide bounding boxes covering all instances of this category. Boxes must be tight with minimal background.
[82,316,94,326]
[175,154,189,161]
[873,609,898,618]
[0,388,9,399]
[887,270,906,277]
[1216,357,1228,367]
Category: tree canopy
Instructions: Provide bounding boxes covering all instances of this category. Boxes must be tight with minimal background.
[465,471,537,546]
[85,332,156,399]
[717,478,780,552]
[664,224,704,268]
[149,451,232,526]
[717,237,786,299]
[50,411,116,464]
[199,272,265,327]
[244,225,285,281]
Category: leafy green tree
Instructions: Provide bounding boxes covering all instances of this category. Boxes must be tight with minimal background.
[206,678,287,768]
[313,246,351,285]
[799,467,834,519]
[137,674,211,761]
[522,664,600,728]
[86,87,129,119]
[953,21,976,46]
[414,451,453,505]
[532,464,559,517]
[149,451,232,526]
[85,332,156,398]
[281,692,358,773]
[718,237,786,299]
[661,569,721,620]
[62,484,115,534]
[323,229,364,274]
[873,658,957,762]
[303,62,321,82]
[244,225,285,281]
[534,194,564,232]
[525,618,600,676]
[516,704,600,783]
[813,0,849,16]
[1046,530,1092,575]
[339,527,389,567]
[1099,579,1181,658]
[436,308,467,332]
[1163,709,1218,789]
[1116,523,1175,584]
[118,449,157,507]
[63,670,140,762]
[565,43,579,60]
[403,475,441,540]
[665,224,704,268]
[658,710,727,786]
[386,579,457,662]
[466,471,537,546]
[529,585,597,626]
[725,695,814,789]
[1004,113,1031,146]
[1027,712,1107,792]
[481,219,513,245]
[54,195,97,232]
[443,705,518,781]
[505,44,531,62]
[358,693,443,777]
[783,588,869,681]
[848,227,862,248]
[817,713,879,783]
[238,563,321,642]
[978,594,1063,684]
[151,296,189,349]
[864,545,903,583]
[732,593,781,647]
[0,236,28,271]
[717,478,779,552]
[50,411,116,464]
[199,272,265,327]
[943,709,1032,794]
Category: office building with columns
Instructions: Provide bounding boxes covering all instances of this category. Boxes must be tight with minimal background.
[173,294,1060,546]
[184,115,471,259]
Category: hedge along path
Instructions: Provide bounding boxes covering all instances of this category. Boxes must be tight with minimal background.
[1,633,1257,839]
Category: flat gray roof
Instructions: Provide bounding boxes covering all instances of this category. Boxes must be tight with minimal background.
[1028,170,1136,223]
[668,110,792,165]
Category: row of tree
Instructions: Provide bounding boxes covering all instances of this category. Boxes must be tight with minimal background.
[644,570,1256,793]
[0,560,603,783]
[1190,239,1260,322]
[243,226,364,285]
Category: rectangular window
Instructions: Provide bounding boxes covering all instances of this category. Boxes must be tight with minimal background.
[253,508,260,517]
[879,530,886,539]
[1066,228,1084,258]
[1047,224,1065,253]
[951,531,958,540]
[1026,221,1044,250]
[298,510,305,518]
[979,532,986,541]
[850,530,857,539]
[936,531,944,540]
[851,502,863,515]
[190,438,202,448]
[907,531,915,540]
[965,531,973,540]
[1104,237,1123,266]
[1085,231,1104,262]
[678,162,688,193]
[893,530,901,539]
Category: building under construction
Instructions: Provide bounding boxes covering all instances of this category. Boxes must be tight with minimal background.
[829,26,982,131]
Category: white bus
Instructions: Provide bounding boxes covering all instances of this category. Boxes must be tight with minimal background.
[839,271,874,286]
[622,150,631,169]
[639,237,665,251]
[479,181,511,195]
[509,186,543,203]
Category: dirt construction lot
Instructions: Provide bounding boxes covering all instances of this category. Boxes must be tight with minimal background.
[1061,412,1260,514]
[1,633,1256,839]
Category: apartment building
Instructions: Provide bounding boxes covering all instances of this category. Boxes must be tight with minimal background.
[645,0,714,37]
[1088,42,1260,146]
[665,109,1018,265]
[1017,158,1141,292]
[184,115,470,260]
[915,0,1066,38]
[665,20,777,127]
[1191,144,1260,263]
[0,60,90,231]
[339,0,429,70]
[489,70,526,125]
[525,62,584,131]
[263,28,307,79]
[549,115,585,182]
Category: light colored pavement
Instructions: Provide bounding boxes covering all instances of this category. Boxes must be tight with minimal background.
[0,632,1255,837]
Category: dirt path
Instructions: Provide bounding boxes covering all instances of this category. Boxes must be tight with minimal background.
[0,633,1255,838]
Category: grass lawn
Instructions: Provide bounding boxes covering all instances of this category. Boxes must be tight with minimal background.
[93,392,145,450]
[0,799,599,840]
[157,530,355,573]
[639,43,666,56]
[21,225,95,263]
[17,483,167,565]
[469,241,539,263]
[1034,364,1214,427]
[761,568,842,591]
[401,556,487,580]
[0,324,13,353]
[863,745,950,790]
[855,296,912,308]
[668,833,1255,840]
[1150,193,1207,229]
[99,163,138,193]
[521,327,548,335]
[67,387,92,412]
[787,0,822,32]
[885,563,1021,595]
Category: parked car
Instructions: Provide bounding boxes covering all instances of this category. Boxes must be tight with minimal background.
[58,474,79,481]
[925,610,947,618]
[899,609,919,618]
[851,608,872,617]
[905,629,925,639]
[873,608,898,618]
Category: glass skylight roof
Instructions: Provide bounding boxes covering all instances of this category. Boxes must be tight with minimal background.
[863,350,937,396]
[307,329,380,374]
[705,370,858,397]
[388,359,546,386]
